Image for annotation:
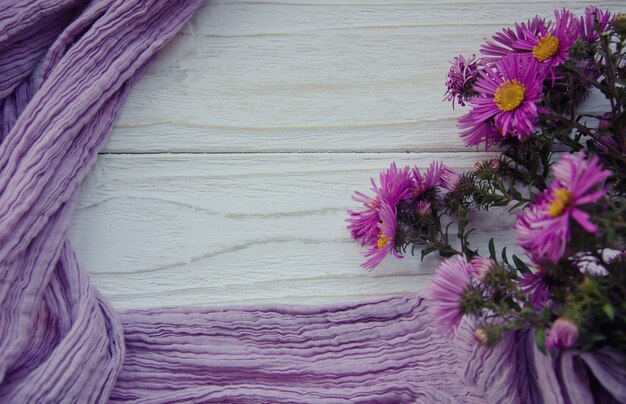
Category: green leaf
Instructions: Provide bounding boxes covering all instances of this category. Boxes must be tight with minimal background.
[587,333,607,342]
[535,328,547,355]
[508,200,526,212]
[604,303,615,321]
[512,255,531,274]
[488,239,496,262]
[510,188,523,199]
[420,246,437,261]
[501,247,509,265]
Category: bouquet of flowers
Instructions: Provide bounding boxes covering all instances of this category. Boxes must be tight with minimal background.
[347,7,626,358]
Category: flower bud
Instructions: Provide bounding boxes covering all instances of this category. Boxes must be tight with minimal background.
[578,277,599,297]
[460,287,485,315]
[444,54,481,109]
[596,136,619,154]
[474,328,488,345]
[474,159,501,175]
[598,113,613,131]
[416,199,432,216]
[546,318,578,350]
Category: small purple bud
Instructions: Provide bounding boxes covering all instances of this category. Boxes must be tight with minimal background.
[416,199,432,216]
[598,113,612,131]
[444,54,481,109]
[546,318,578,350]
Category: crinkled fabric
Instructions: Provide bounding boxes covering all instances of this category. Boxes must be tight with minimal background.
[454,318,626,404]
[0,1,624,402]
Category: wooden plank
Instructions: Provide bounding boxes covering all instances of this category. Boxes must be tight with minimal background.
[105,0,617,153]
[70,152,520,309]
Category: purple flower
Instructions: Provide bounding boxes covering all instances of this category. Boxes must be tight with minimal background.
[440,165,462,191]
[517,9,578,69]
[515,152,611,263]
[519,269,551,308]
[429,255,473,336]
[347,193,381,244]
[361,197,401,270]
[470,256,495,281]
[458,114,500,148]
[461,54,545,142]
[347,163,413,245]
[481,16,550,64]
[412,161,443,198]
[546,318,578,350]
[577,6,612,43]
[573,7,611,81]
[444,54,481,109]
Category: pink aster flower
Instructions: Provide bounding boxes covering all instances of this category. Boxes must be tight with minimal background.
[481,16,550,64]
[470,256,495,281]
[519,269,551,308]
[546,318,578,350]
[347,194,380,244]
[440,165,462,191]
[515,152,611,263]
[516,9,578,69]
[411,161,443,198]
[458,114,500,148]
[347,163,413,244]
[444,54,481,109]
[461,54,546,141]
[361,197,401,270]
[429,254,473,336]
[577,6,612,43]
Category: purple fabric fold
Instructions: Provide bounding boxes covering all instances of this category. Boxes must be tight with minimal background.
[112,296,482,403]
[0,1,624,402]
[0,0,201,401]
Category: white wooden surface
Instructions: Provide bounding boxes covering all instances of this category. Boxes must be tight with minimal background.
[69,0,618,310]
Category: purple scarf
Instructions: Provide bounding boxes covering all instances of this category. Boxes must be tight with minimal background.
[1,1,624,402]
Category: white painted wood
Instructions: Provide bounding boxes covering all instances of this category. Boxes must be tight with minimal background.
[106,0,619,153]
[70,152,521,309]
[68,1,621,310]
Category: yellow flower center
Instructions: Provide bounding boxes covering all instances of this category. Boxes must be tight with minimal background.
[370,195,384,210]
[377,230,389,249]
[494,80,526,111]
[532,34,560,62]
[413,183,425,195]
[548,188,573,217]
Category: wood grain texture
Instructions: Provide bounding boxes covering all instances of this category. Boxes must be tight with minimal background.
[68,1,620,309]
[70,152,521,309]
[106,0,617,153]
